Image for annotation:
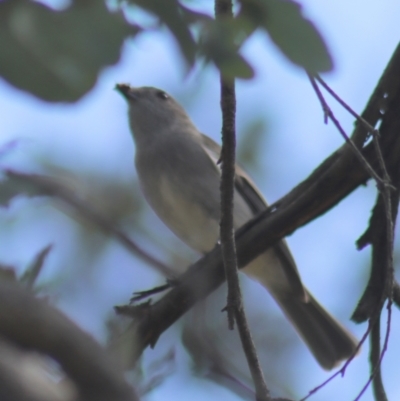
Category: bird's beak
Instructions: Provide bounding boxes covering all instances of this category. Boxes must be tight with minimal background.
[115,83,138,100]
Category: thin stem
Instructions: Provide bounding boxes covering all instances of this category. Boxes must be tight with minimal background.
[216,1,271,400]
[315,74,378,135]
[5,170,175,278]
[307,73,385,186]
[308,73,395,401]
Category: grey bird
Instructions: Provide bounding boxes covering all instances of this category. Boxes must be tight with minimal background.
[116,84,358,370]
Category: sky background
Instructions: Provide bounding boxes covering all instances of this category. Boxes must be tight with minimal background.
[0,1,400,400]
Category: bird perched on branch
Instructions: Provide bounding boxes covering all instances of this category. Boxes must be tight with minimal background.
[116,84,358,370]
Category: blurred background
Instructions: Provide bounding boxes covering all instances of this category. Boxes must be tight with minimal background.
[0,0,399,400]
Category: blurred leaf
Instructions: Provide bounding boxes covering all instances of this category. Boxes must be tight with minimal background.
[128,0,197,64]
[126,1,252,78]
[21,244,53,289]
[0,0,137,102]
[199,18,254,79]
[239,0,333,72]
[179,3,212,25]
[237,119,266,172]
[0,265,18,283]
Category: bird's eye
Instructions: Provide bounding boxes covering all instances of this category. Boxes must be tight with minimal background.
[156,90,169,100]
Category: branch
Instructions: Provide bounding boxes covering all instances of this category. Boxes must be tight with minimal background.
[353,189,399,321]
[353,314,390,401]
[352,158,399,400]
[0,281,138,401]
[3,169,175,278]
[312,68,398,319]
[370,313,388,401]
[217,0,239,331]
[216,1,270,400]
[0,337,68,401]
[307,73,384,185]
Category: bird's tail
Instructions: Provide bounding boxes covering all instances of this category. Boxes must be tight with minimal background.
[274,291,358,370]
[243,251,358,369]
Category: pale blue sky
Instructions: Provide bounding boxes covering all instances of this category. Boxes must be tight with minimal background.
[0,1,399,400]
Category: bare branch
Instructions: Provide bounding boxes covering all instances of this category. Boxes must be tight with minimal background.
[218,33,239,331]
[353,315,389,401]
[370,311,389,401]
[307,73,384,185]
[299,326,370,401]
[0,281,138,401]
[3,169,175,278]
[308,56,400,400]
[216,1,271,399]
[315,74,378,135]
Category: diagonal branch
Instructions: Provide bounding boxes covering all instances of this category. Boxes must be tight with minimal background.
[3,170,175,279]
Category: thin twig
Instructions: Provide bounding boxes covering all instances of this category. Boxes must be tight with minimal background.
[369,101,394,401]
[307,73,385,186]
[299,327,370,401]
[370,310,389,401]
[315,75,378,135]
[353,303,391,401]
[20,244,53,289]
[350,189,397,401]
[216,1,271,400]
[218,72,238,330]
[5,170,175,278]
[308,70,396,401]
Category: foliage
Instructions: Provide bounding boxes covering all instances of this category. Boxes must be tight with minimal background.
[0,0,332,101]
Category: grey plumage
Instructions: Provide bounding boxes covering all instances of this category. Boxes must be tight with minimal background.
[116,84,358,370]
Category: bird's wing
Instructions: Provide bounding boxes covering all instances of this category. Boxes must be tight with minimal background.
[200,133,306,299]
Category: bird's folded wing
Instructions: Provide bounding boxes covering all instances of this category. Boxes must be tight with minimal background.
[200,133,307,300]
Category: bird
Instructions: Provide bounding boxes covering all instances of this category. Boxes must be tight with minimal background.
[116,83,358,370]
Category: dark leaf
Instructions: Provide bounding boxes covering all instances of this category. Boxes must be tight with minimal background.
[128,0,196,64]
[237,119,266,171]
[199,19,254,79]
[179,4,212,25]
[0,0,136,102]
[21,244,53,289]
[239,0,333,72]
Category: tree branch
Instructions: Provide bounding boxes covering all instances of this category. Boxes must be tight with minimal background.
[217,0,239,331]
[0,281,138,401]
[370,316,389,401]
[310,66,397,401]
[3,170,175,279]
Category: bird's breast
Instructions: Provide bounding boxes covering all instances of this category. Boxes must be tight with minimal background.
[140,171,220,253]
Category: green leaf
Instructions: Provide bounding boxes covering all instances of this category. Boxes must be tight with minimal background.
[0,0,136,102]
[199,19,254,79]
[237,119,266,171]
[239,0,333,72]
[21,244,53,289]
[126,2,253,78]
[128,0,197,64]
